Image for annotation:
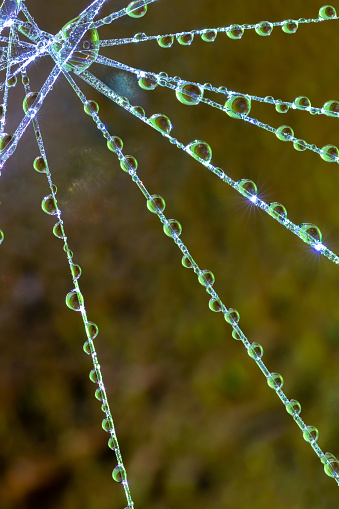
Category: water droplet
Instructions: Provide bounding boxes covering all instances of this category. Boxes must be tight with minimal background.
[303,425,319,443]
[83,339,94,355]
[232,329,242,340]
[282,20,298,34]
[285,399,301,417]
[95,388,105,401]
[181,255,193,268]
[319,5,336,19]
[198,270,215,287]
[149,113,172,134]
[320,144,339,162]
[132,105,145,117]
[293,139,307,151]
[112,465,125,483]
[138,74,157,90]
[225,95,251,118]
[267,372,284,390]
[0,133,13,151]
[108,435,118,450]
[71,263,81,279]
[255,21,273,36]
[209,297,222,312]
[163,219,182,237]
[33,156,47,173]
[65,289,83,311]
[321,452,336,464]
[41,195,57,215]
[126,0,147,17]
[322,100,339,117]
[299,223,322,243]
[84,100,99,115]
[7,75,17,87]
[275,102,289,113]
[22,75,29,85]
[324,457,339,477]
[86,321,99,339]
[23,92,38,114]
[275,125,294,141]
[120,156,138,173]
[102,417,114,432]
[157,35,174,48]
[0,229,4,245]
[294,96,311,110]
[187,140,212,163]
[53,221,63,238]
[247,342,264,360]
[177,33,194,45]
[134,32,147,41]
[176,83,203,105]
[201,29,217,42]
[237,179,257,198]
[226,25,244,39]
[147,195,166,214]
[268,202,287,221]
[107,136,123,153]
[89,367,100,383]
[224,308,240,325]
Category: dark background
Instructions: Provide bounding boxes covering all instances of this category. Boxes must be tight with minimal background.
[1,0,339,508]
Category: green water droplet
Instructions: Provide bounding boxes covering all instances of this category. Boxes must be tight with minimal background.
[275,125,294,141]
[321,452,336,464]
[157,35,174,48]
[134,32,147,41]
[176,83,203,105]
[225,95,251,118]
[112,465,125,483]
[84,100,99,115]
[107,136,123,153]
[83,339,94,355]
[247,342,264,360]
[285,399,301,416]
[226,25,244,39]
[22,75,29,86]
[267,372,284,390]
[7,75,17,87]
[232,329,242,340]
[325,459,339,478]
[181,255,193,268]
[282,20,298,34]
[53,222,63,238]
[71,263,81,280]
[138,74,158,90]
[303,425,319,443]
[120,156,138,172]
[163,219,182,237]
[102,417,114,432]
[275,102,289,113]
[255,21,273,36]
[23,92,38,114]
[0,134,13,151]
[294,96,311,110]
[319,5,337,19]
[299,223,322,243]
[65,289,83,311]
[322,100,339,117]
[149,113,172,134]
[268,202,287,221]
[108,435,118,450]
[95,388,105,401]
[198,270,215,287]
[187,140,212,162]
[0,229,4,245]
[89,367,100,383]
[237,179,257,198]
[201,29,217,42]
[209,297,222,312]
[320,144,339,162]
[224,308,240,325]
[147,195,166,214]
[41,195,57,215]
[132,105,145,117]
[33,156,47,173]
[293,139,307,151]
[126,0,147,17]
[177,33,194,45]
[86,321,99,339]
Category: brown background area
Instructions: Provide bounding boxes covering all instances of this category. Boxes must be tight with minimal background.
[1,0,339,508]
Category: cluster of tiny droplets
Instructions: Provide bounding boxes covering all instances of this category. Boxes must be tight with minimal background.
[1,0,339,504]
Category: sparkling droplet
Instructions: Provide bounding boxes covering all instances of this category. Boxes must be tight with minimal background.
[95,388,105,401]
[134,32,147,41]
[294,96,311,110]
[41,195,57,215]
[322,100,339,117]
[0,133,13,151]
[120,156,138,172]
[83,339,94,355]
[232,329,242,340]
[226,25,244,39]
[138,74,157,90]
[0,229,4,245]
[285,399,301,417]
[89,367,100,383]
[320,144,339,162]
[108,435,118,450]
[282,20,298,34]
[187,140,212,163]
[157,35,174,48]
[102,417,114,432]
[86,321,99,339]
[53,222,63,238]
[255,21,273,36]
[275,102,289,113]
[132,105,145,117]
[267,372,284,390]
[126,0,147,17]
[324,457,339,478]
[225,95,251,118]
[299,223,322,243]
[201,29,217,42]
[237,179,257,198]
[65,289,83,311]
[176,83,203,105]
[224,308,240,325]
[293,139,307,151]
[177,33,194,45]
[22,75,29,85]
[84,100,99,115]
[247,342,264,360]
[149,113,172,134]
[147,195,166,214]
[268,202,287,222]
[303,425,319,443]
[107,136,123,153]
[209,297,222,312]
[112,465,125,483]
[321,452,336,465]
[319,5,336,19]
[163,219,182,237]
[181,255,193,268]
[7,75,17,87]
[23,92,38,114]
[33,156,47,173]
[198,270,215,287]
[71,263,81,279]
[275,125,294,141]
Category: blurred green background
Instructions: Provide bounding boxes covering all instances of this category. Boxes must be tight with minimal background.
[1,0,339,507]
